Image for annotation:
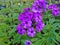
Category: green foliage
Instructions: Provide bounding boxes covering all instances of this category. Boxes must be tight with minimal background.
[0,0,60,45]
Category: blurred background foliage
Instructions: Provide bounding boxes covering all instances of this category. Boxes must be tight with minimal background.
[0,0,60,45]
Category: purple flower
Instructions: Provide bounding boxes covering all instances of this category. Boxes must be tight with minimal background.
[22,20,32,28]
[57,3,60,7]
[16,6,45,37]
[16,24,21,31]
[18,28,26,35]
[56,3,60,10]
[16,24,26,35]
[18,11,33,21]
[25,40,32,45]
[27,27,36,37]
[48,4,57,10]
[33,12,42,23]
[32,0,46,13]
[51,7,59,16]
[36,22,44,32]
[48,4,60,16]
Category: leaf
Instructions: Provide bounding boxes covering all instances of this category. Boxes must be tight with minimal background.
[0,23,9,31]
[9,25,16,36]
[13,34,21,44]
[12,13,19,19]
[32,39,45,45]
[31,38,38,42]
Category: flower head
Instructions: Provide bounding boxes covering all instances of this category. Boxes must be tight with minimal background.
[16,7,44,37]
[17,28,26,35]
[51,7,59,16]
[16,24,26,35]
[27,27,36,37]
[18,11,33,22]
[22,20,32,28]
[36,22,45,32]
[33,12,42,23]
[56,3,60,10]
[25,40,32,45]
[57,3,60,7]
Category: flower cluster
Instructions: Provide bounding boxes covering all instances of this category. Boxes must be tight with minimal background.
[32,0,46,13]
[16,0,60,38]
[16,8,44,37]
[16,0,46,38]
[48,4,60,16]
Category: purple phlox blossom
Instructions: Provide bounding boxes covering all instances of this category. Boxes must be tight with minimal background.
[57,3,60,7]
[18,28,26,35]
[27,27,36,37]
[51,7,59,16]
[36,22,45,32]
[18,11,33,21]
[25,40,32,45]
[16,7,45,37]
[16,24,26,35]
[21,20,32,28]
[33,12,42,23]
[56,3,60,10]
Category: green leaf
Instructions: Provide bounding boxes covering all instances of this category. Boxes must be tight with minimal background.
[13,34,21,44]
[31,38,38,42]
